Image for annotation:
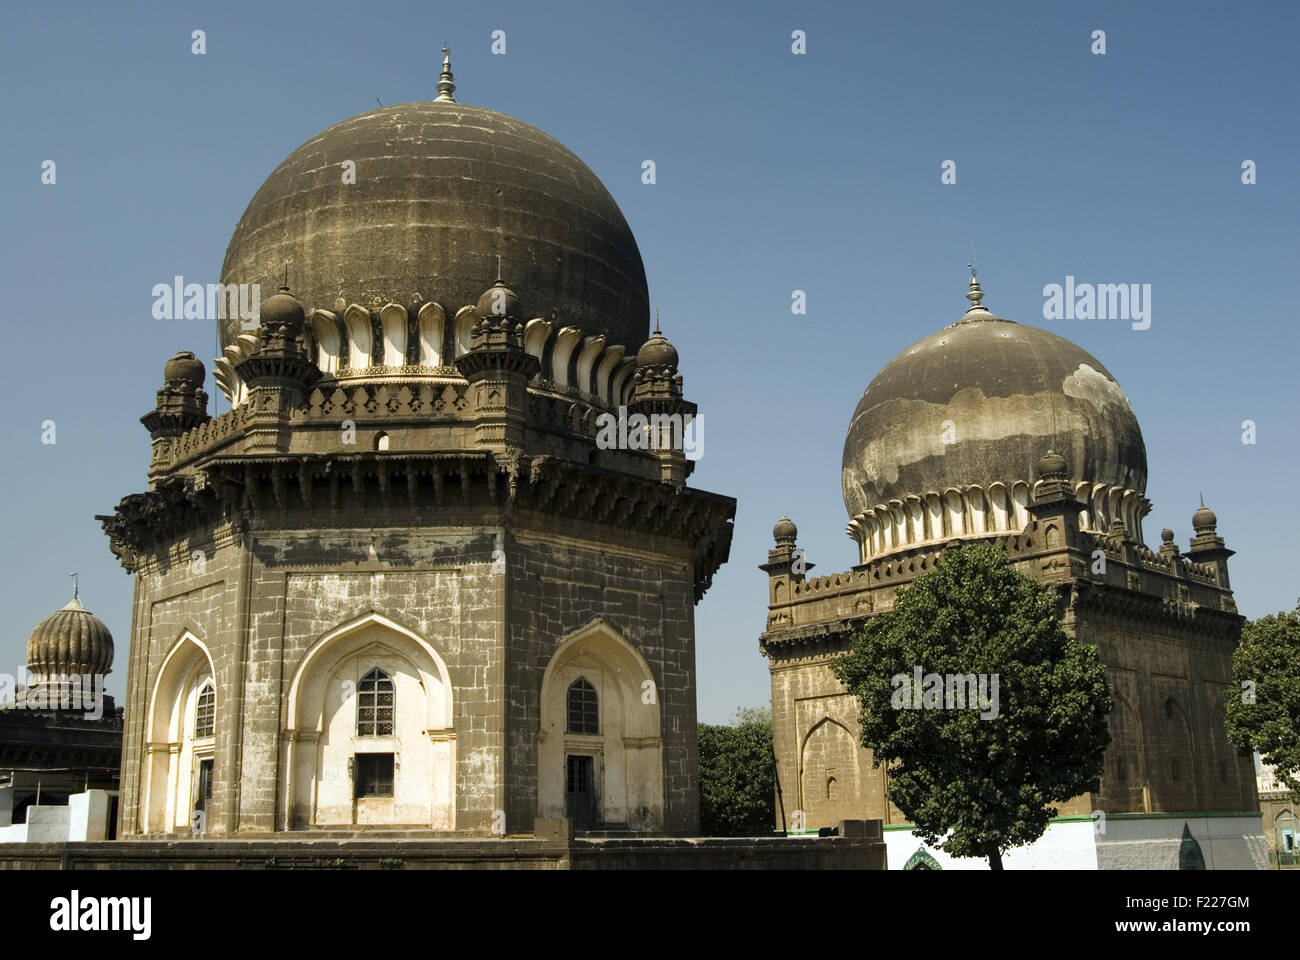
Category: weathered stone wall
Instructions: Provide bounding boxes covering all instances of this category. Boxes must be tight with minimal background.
[1076,612,1256,816]
[761,518,1251,833]
[505,525,698,835]
[769,655,902,831]
[118,508,705,838]
[0,834,887,870]
[122,524,507,836]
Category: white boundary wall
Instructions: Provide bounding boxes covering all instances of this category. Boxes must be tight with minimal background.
[882,814,1266,870]
[0,789,112,844]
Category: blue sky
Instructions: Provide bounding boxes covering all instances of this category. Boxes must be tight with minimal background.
[1,0,1296,723]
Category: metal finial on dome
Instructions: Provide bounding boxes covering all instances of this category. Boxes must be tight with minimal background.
[69,571,78,601]
[654,309,661,335]
[435,46,457,102]
[966,264,984,309]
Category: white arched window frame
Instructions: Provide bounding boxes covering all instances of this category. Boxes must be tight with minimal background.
[356,666,395,737]
[193,679,216,739]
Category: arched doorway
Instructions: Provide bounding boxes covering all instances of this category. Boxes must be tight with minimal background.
[284,613,454,829]
[142,632,215,835]
[538,619,663,832]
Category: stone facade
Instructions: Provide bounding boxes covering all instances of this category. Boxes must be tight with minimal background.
[1256,763,1298,865]
[101,303,732,837]
[760,280,1260,866]
[762,483,1254,835]
[97,78,734,841]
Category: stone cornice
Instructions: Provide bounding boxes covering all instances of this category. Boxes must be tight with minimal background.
[1068,578,1244,641]
[760,615,867,660]
[98,453,735,600]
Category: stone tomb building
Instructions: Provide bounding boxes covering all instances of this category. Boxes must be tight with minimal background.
[1,592,123,842]
[98,58,734,839]
[759,277,1265,868]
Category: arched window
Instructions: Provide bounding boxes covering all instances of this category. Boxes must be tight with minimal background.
[194,680,215,738]
[357,668,395,737]
[566,678,598,735]
[1164,698,1175,720]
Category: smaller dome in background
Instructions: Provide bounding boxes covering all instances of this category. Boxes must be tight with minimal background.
[1193,499,1218,532]
[26,592,114,681]
[164,351,205,387]
[476,279,520,319]
[259,286,306,331]
[773,516,798,544]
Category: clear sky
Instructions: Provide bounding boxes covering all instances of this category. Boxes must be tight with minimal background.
[1,0,1296,723]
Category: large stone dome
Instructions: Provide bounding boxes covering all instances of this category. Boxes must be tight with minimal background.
[219,97,649,353]
[841,280,1148,559]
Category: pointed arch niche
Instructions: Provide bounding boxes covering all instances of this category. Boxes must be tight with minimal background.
[799,717,863,829]
[538,619,663,832]
[282,613,455,830]
[141,631,215,835]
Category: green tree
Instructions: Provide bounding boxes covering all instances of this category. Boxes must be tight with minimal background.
[698,706,775,836]
[832,543,1112,869]
[1226,601,1300,798]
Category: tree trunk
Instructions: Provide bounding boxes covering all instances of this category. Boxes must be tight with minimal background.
[988,849,1003,870]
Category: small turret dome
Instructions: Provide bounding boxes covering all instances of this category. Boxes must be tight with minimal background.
[1193,500,1218,532]
[164,351,205,387]
[1038,449,1068,479]
[637,314,678,369]
[259,286,306,332]
[476,279,519,319]
[773,516,798,544]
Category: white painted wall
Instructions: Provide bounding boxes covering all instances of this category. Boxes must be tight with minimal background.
[881,814,1268,870]
[884,818,1097,870]
[0,790,114,844]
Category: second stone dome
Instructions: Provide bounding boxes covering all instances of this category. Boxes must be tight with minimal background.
[841,280,1147,553]
[219,99,650,353]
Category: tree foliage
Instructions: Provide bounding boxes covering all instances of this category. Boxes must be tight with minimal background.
[832,543,1112,868]
[698,706,775,836]
[1226,601,1300,798]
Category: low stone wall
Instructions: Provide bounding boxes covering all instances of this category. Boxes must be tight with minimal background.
[0,834,886,871]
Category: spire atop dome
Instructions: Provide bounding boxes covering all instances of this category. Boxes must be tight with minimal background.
[436,46,457,102]
[955,265,1003,324]
[69,571,78,602]
[967,262,983,306]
